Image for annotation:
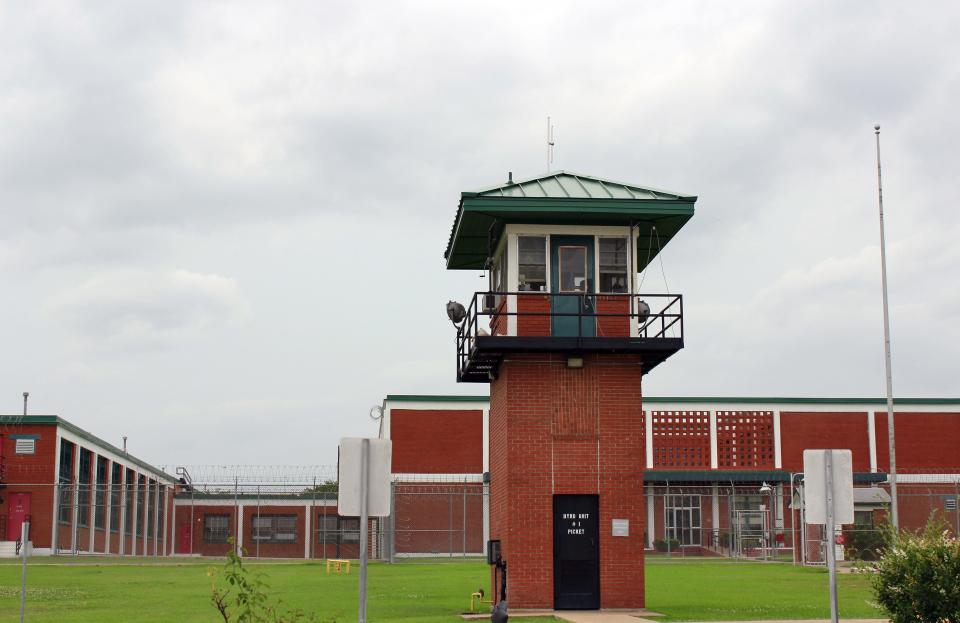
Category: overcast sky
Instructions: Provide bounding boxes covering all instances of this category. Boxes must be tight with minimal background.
[1,1,958,471]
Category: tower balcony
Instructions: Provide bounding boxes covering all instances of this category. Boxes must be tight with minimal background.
[455,291,683,383]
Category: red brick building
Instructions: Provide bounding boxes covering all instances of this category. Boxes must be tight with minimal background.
[0,415,177,557]
[382,394,960,566]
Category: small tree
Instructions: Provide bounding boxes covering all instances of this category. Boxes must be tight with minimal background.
[209,539,326,622]
[872,514,960,623]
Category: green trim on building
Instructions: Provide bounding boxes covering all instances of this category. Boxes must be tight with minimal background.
[645,470,888,484]
[0,415,178,482]
[385,395,490,403]
[641,397,960,406]
[381,396,960,406]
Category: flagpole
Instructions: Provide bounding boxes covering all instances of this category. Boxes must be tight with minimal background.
[875,124,898,528]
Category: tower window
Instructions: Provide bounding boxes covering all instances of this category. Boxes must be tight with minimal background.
[599,238,628,293]
[518,236,547,291]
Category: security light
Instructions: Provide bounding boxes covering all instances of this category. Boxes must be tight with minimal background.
[759,482,773,494]
[446,300,467,326]
[637,300,651,325]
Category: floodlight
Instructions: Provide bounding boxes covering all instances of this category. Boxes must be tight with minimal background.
[446,300,467,326]
[637,300,651,324]
[759,482,773,494]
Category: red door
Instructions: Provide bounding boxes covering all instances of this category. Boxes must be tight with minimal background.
[6,493,30,541]
[177,522,192,554]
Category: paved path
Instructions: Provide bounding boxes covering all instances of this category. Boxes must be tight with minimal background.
[556,617,887,623]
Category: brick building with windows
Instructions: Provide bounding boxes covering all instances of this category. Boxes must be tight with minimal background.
[381,394,960,564]
[0,415,178,556]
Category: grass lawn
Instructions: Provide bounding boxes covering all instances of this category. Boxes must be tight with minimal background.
[0,556,883,622]
[645,559,881,621]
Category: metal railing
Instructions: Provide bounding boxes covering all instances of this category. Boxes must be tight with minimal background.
[455,291,683,378]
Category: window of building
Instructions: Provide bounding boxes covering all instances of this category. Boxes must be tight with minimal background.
[136,475,145,536]
[110,463,122,532]
[665,495,702,546]
[558,246,588,292]
[77,448,92,527]
[252,514,298,544]
[518,236,547,291]
[493,243,508,293]
[146,480,155,540]
[14,438,35,454]
[94,456,108,530]
[204,515,231,544]
[599,237,628,293]
[854,510,875,528]
[58,440,74,525]
[124,469,135,535]
[340,517,360,543]
[157,486,165,544]
[315,513,340,544]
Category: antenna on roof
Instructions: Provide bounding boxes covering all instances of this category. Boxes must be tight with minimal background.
[22,392,28,416]
[546,116,555,173]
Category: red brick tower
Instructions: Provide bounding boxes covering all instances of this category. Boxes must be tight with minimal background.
[445,172,695,610]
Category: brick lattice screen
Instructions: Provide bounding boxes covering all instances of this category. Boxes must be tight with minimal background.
[716,411,775,468]
[650,411,710,468]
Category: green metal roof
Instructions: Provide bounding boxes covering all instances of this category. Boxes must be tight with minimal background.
[0,415,178,482]
[445,171,697,270]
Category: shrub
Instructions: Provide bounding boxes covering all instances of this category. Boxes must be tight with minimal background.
[844,528,884,561]
[872,515,960,623]
[209,539,327,622]
[654,538,680,552]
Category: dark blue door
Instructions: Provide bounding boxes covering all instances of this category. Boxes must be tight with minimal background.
[554,495,600,609]
[550,235,595,337]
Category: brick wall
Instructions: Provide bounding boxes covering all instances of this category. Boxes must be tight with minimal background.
[488,353,645,609]
[0,425,56,548]
[779,411,872,472]
[390,409,483,473]
[595,296,630,337]
[874,411,960,471]
[517,294,551,336]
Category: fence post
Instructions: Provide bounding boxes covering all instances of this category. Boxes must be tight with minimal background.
[20,520,29,623]
[462,487,467,557]
[388,481,396,564]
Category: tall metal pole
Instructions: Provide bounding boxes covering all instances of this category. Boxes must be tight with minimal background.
[20,520,29,623]
[22,392,28,416]
[358,439,370,623]
[875,124,899,528]
[825,451,839,623]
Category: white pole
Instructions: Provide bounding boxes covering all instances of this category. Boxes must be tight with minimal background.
[20,520,29,623]
[825,451,839,623]
[358,439,370,623]
[874,124,899,528]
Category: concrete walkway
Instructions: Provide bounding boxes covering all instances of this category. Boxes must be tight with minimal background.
[557,618,887,623]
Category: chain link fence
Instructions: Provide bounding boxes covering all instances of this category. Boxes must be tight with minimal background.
[4,475,958,563]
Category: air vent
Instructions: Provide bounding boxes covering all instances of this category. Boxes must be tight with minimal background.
[15,438,36,455]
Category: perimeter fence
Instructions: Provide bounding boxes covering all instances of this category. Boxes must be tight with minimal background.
[3,470,958,564]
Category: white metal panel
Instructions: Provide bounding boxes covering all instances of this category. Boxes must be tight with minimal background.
[338,438,392,517]
[803,449,854,525]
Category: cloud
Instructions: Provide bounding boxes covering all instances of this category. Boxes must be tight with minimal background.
[46,269,249,349]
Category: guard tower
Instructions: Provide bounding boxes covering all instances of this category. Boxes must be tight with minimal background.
[445,171,695,610]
